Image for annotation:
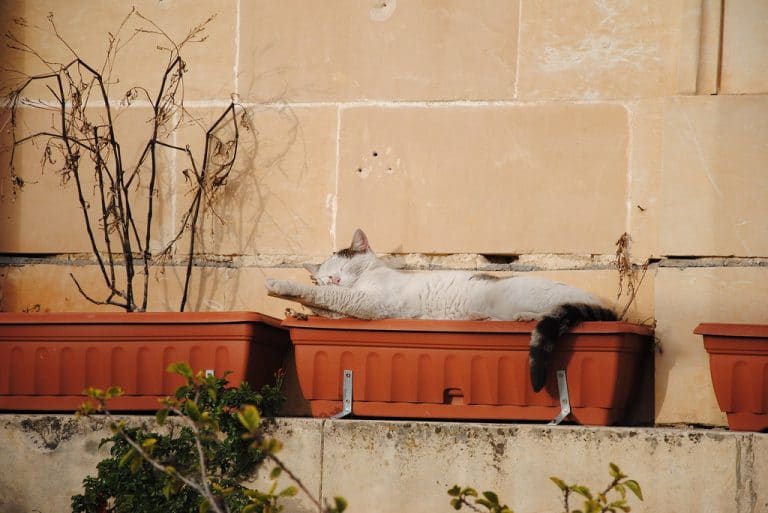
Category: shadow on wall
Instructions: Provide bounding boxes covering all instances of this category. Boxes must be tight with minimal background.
[181,102,310,312]
[0,3,28,254]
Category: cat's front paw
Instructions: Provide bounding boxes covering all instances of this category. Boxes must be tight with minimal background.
[265,278,303,298]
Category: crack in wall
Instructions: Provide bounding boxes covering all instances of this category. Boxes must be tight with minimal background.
[2,253,767,272]
[735,435,757,513]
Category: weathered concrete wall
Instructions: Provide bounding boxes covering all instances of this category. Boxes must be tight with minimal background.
[1,1,767,427]
[0,415,766,513]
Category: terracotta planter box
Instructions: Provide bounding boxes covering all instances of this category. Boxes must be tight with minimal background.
[283,317,654,426]
[695,323,768,432]
[0,312,289,411]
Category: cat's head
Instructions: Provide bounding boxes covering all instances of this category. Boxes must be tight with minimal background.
[304,229,375,287]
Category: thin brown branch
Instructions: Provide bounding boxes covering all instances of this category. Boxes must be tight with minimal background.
[268,453,324,513]
[5,9,226,313]
[45,12,79,61]
[69,273,127,310]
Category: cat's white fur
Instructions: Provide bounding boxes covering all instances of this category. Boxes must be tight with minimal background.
[265,229,603,321]
[265,229,615,391]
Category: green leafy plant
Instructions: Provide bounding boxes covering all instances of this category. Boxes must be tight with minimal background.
[72,363,346,513]
[448,462,642,513]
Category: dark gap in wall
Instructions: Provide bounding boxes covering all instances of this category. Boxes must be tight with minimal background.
[481,254,520,265]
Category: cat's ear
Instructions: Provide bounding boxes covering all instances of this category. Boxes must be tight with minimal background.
[303,263,320,276]
[350,229,371,252]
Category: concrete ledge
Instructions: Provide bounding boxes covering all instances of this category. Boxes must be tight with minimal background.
[0,415,765,513]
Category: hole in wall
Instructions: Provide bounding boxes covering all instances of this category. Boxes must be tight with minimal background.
[481,254,519,265]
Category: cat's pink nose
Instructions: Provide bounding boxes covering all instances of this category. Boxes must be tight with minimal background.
[330,275,341,285]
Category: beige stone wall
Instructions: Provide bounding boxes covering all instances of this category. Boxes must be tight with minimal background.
[1,415,766,513]
[1,1,767,425]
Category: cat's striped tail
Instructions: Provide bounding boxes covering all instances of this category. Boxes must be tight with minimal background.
[529,303,617,392]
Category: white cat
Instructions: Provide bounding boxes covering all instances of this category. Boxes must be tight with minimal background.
[265,229,616,391]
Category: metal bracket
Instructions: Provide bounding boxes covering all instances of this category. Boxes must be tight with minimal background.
[330,370,353,419]
[548,370,571,426]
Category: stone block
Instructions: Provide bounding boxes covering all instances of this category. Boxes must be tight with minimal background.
[180,266,316,318]
[245,418,323,512]
[1,0,236,101]
[660,96,768,257]
[627,100,663,259]
[181,105,338,258]
[721,0,768,93]
[321,420,743,513]
[517,0,684,99]
[2,417,764,513]
[0,259,312,315]
[238,0,519,101]
[337,104,629,255]
[0,415,115,513]
[0,105,178,254]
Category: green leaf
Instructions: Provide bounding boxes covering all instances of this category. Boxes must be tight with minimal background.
[332,496,348,513]
[106,385,123,398]
[609,463,621,479]
[198,499,211,513]
[475,499,493,508]
[571,485,593,499]
[482,491,500,504]
[84,387,103,399]
[462,488,478,498]
[270,466,282,479]
[263,437,283,454]
[129,453,142,474]
[448,485,462,497]
[624,480,643,500]
[156,408,169,426]
[119,448,137,468]
[167,362,193,379]
[242,505,259,513]
[585,502,600,513]
[609,500,630,512]
[237,404,261,433]
[279,486,298,497]
[185,400,202,421]
[450,498,462,510]
[206,383,218,402]
[550,477,568,491]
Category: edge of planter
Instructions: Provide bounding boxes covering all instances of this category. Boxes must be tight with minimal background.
[282,316,654,336]
[694,322,768,338]
[0,311,284,328]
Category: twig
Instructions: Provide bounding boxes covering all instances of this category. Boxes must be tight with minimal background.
[4,9,234,312]
[268,453,326,513]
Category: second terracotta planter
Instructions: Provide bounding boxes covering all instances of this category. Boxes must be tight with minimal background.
[283,317,654,426]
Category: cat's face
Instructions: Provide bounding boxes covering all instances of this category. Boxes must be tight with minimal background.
[304,229,374,287]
